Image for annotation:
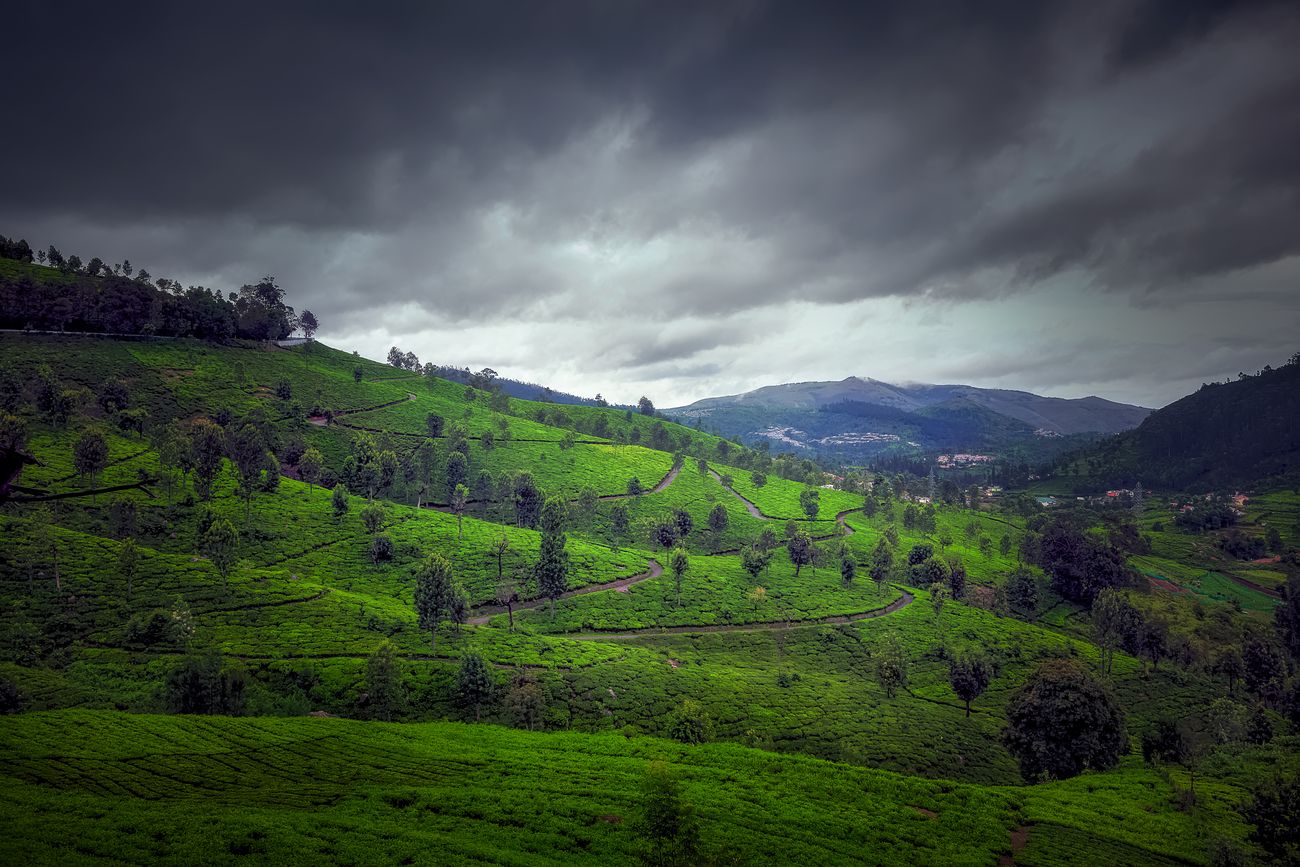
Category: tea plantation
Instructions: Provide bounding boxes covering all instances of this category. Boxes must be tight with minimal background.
[2,333,1298,865]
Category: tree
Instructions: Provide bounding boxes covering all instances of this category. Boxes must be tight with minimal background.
[1002,659,1127,782]
[191,420,226,501]
[870,540,894,593]
[667,699,711,745]
[445,450,468,500]
[1091,589,1135,677]
[632,762,701,867]
[800,488,820,521]
[1006,567,1038,618]
[298,446,322,496]
[361,502,386,534]
[496,577,520,630]
[742,545,770,582]
[672,508,694,540]
[513,472,543,528]
[369,534,394,563]
[299,309,318,341]
[840,552,857,586]
[456,653,495,721]
[1276,575,1300,663]
[332,482,350,519]
[787,531,814,577]
[425,413,445,438]
[651,519,680,551]
[669,547,690,608]
[353,366,363,384]
[875,632,909,698]
[203,518,238,587]
[1243,637,1287,704]
[949,653,993,717]
[364,641,405,721]
[505,670,546,730]
[230,425,273,524]
[575,486,599,527]
[72,430,109,493]
[627,476,644,496]
[536,497,569,617]
[931,581,949,638]
[165,651,246,715]
[1214,647,1246,695]
[610,503,630,549]
[752,471,767,488]
[707,503,729,540]
[1244,774,1300,863]
[1038,519,1131,603]
[114,536,140,598]
[451,484,470,539]
[414,553,455,651]
[638,395,655,416]
[947,558,967,599]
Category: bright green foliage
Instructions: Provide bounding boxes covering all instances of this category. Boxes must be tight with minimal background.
[414,552,456,651]
[202,517,238,585]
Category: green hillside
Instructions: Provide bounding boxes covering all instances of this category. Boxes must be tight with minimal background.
[1052,356,1300,491]
[2,333,1299,865]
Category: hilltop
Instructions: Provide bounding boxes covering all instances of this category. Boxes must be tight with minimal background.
[666,376,1149,461]
[1051,355,1300,491]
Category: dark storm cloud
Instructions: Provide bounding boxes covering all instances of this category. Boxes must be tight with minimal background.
[2,0,1297,405]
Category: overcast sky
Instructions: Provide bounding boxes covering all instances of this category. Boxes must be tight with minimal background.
[4,0,1298,409]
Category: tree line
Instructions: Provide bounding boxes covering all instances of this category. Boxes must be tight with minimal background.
[0,233,314,342]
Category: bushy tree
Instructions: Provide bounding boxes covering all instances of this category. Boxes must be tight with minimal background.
[298,446,323,495]
[707,503,729,539]
[787,531,813,577]
[364,641,405,721]
[414,552,456,651]
[332,482,350,519]
[72,430,108,491]
[875,632,909,698]
[203,517,238,586]
[949,653,993,717]
[666,699,711,744]
[455,653,495,721]
[513,472,543,528]
[1003,659,1127,782]
[800,488,820,520]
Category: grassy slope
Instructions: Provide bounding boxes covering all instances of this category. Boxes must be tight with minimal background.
[3,709,1281,867]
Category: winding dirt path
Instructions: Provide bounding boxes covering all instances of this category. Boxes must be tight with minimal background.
[707,470,859,541]
[466,559,664,625]
[563,588,915,640]
[308,392,417,426]
[597,461,682,501]
[423,460,682,512]
[708,468,765,518]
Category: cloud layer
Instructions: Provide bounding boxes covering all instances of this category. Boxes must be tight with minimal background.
[3,0,1297,407]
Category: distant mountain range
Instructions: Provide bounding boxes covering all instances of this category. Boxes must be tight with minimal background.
[665,376,1151,460]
